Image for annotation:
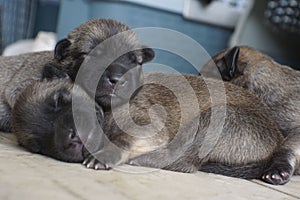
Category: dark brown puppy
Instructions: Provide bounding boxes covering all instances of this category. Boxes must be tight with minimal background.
[12,78,104,162]
[0,18,154,132]
[202,46,300,185]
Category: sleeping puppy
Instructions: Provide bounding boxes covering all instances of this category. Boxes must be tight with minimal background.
[202,46,300,185]
[12,68,284,181]
[12,77,104,162]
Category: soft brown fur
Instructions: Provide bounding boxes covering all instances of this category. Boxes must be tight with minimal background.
[83,73,283,180]
[202,46,300,185]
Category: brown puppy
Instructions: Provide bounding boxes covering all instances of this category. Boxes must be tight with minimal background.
[202,46,300,185]
[83,73,283,180]
[0,18,154,132]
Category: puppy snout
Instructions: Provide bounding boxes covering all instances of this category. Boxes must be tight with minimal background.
[106,64,128,87]
[68,128,82,144]
[108,74,126,86]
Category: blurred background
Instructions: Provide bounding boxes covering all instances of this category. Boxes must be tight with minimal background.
[0,0,299,73]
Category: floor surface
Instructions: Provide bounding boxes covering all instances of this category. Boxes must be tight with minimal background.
[0,132,299,200]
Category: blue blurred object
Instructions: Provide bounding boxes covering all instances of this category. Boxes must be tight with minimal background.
[0,0,37,52]
[57,0,233,74]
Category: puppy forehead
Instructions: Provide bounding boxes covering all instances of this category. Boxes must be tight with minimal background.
[67,19,141,54]
[78,19,131,33]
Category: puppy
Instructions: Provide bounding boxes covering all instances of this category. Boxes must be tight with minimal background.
[12,77,105,162]
[202,46,300,185]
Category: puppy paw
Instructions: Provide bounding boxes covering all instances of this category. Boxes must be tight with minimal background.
[82,146,126,170]
[83,155,112,170]
[262,165,293,185]
[127,159,142,166]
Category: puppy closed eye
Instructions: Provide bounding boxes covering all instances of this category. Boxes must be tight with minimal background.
[128,52,140,64]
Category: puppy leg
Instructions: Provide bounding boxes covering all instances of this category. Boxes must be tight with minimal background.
[0,99,12,132]
[262,132,300,185]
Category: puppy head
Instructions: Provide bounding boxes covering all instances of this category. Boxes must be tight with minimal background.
[51,19,155,110]
[54,19,154,72]
[201,46,272,81]
[12,78,104,162]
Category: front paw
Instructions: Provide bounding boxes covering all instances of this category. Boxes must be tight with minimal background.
[83,155,113,170]
[82,146,126,170]
[262,164,293,185]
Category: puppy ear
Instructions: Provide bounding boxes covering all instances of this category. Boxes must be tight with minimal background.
[54,38,71,61]
[223,46,239,79]
[141,46,155,63]
[42,64,69,80]
[46,88,72,112]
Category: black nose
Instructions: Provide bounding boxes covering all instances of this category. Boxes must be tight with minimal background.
[68,128,81,144]
[108,74,122,86]
[106,63,127,86]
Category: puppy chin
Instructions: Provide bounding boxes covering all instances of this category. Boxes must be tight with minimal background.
[96,94,128,110]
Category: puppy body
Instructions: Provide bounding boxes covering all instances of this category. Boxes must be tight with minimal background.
[203,46,300,184]
[0,51,53,131]
[84,73,283,179]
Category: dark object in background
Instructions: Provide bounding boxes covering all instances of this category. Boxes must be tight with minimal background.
[265,0,300,34]
[199,0,213,5]
[0,5,2,52]
[33,0,60,37]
